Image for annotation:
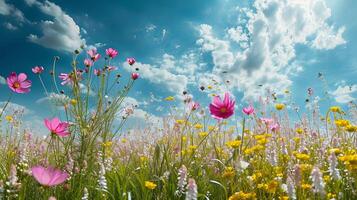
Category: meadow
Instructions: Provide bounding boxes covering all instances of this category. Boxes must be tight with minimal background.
[0,47,356,200]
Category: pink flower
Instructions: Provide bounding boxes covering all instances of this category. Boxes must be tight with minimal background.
[189,101,200,111]
[59,73,72,85]
[127,57,136,65]
[131,73,139,80]
[84,59,93,67]
[94,69,101,76]
[7,72,32,93]
[87,49,101,61]
[209,92,235,120]
[261,118,274,125]
[106,66,117,72]
[44,117,70,137]
[242,105,254,115]
[32,66,44,74]
[59,71,82,85]
[106,48,118,58]
[31,166,68,187]
[270,122,280,132]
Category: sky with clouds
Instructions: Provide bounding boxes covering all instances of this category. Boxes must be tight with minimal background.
[0,0,356,133]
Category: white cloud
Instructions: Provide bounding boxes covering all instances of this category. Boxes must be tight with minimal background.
[0,102,31,115]
[27,0,86,52]
[3,22,18,30]
[145,24,156,32]
[0,75,5,84]
[196,0,346,101]
[331,84,357,104]
[0,0,26,22]
[123,61,189,94]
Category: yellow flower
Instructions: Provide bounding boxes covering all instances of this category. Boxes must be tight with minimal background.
[223,167,236,178]
[301,183,312,190]
[144,181,157,190]
[266,180,279,193]
[194,123,203,129]
[229,191,256,200]
[324,175,330,182]
[299,164,312,172]
[182,136,187,142]
[208,126,216,131]
[176,119,185,125]
[279,196,289,200]
[70,99,77,105]
[121,138,128,143]
[327,193,337,199]
[188,145,197,151]
[295,153,310,161]
[328,148,341,155]
[284,89,290,94]
[251,172,262,182]
[207,85,213,89]
[330,106,341,113]
[226,140,242,149]
[275,103,285,111]
[5,115,13,122]
[198,132,208,138]
[296,128,304,134]
[164,96,175,101]
[102,141,112,148]
[335,119,350,127]
[346,125,357,132]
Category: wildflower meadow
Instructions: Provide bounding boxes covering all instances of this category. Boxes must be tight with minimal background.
[1,0,357,200]
[0,46,356,200]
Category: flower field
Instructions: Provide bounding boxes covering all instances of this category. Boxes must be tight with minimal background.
[0,48,356,200]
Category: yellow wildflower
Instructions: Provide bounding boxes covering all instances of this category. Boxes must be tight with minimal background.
[226,140,242,149]
[198,131,208,137]
[144,181,157,190]
[5,115,13,122]
[223,167,235,178]
[266,180,279,193]
[301,183,312,190]
[194,123,203,129]
[330,106,341,113]
[346,125,357,132]
[229,191,256,200]
[70,99,77,105]
[295,153,310,161]
[275,103,285,111]
[164,96,174,101]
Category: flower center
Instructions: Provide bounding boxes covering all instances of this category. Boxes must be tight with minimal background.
[13,82,20,89]
[220,107,227,113]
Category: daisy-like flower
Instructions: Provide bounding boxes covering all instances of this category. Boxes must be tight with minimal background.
[44,117,70,137]
[7,72,32,93]
[32,66,44,74]
[242,105,254,115]
[209,92,235,120]
[31,166,68,187]
[127,57,136,65]
[106,48,118,58]
[87,49,101,61]
[84,59,93,67]
[131,73,139,80]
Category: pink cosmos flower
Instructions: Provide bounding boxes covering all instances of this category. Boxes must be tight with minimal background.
[44,117,70,137]
[84,59,93,67]
[270,122,280,132]
[131,73,139,80]
[106,66,118,72]
[87,49,101,61]
[242,105,254,115]
[7,72,32,93]
[59,71,82,85]
[31,166,68,187]
[261,118,274,125]
[127,57,136,65]
[32,66,44,74]
[94,69,101,76]
[106,48,118,58]
[189,101,200,111]
[209,92,235,120]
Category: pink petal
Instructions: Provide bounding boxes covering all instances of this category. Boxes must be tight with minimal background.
[17,73,27,82]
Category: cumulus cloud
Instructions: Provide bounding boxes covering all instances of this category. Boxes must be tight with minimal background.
[123,60,189,94]
[331,83,357,104]
[27,0,86,52]
[0,0,26,22]
[3,22,18,30]
[196,0,346,100]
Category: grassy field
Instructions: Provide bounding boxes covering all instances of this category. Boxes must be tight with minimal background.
[0,48,356,200]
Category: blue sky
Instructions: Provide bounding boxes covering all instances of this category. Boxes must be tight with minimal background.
[0,0,356,133]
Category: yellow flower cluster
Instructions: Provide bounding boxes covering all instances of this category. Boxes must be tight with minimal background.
[330,106,342,113]
[257,180,279,193]
[339,154,357,170]
[164,96,175,101]
[226,140,242,149]
[334,119,350,127]
[228,191,256,200]
[294,153,310,161]
[223,167,236,178]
